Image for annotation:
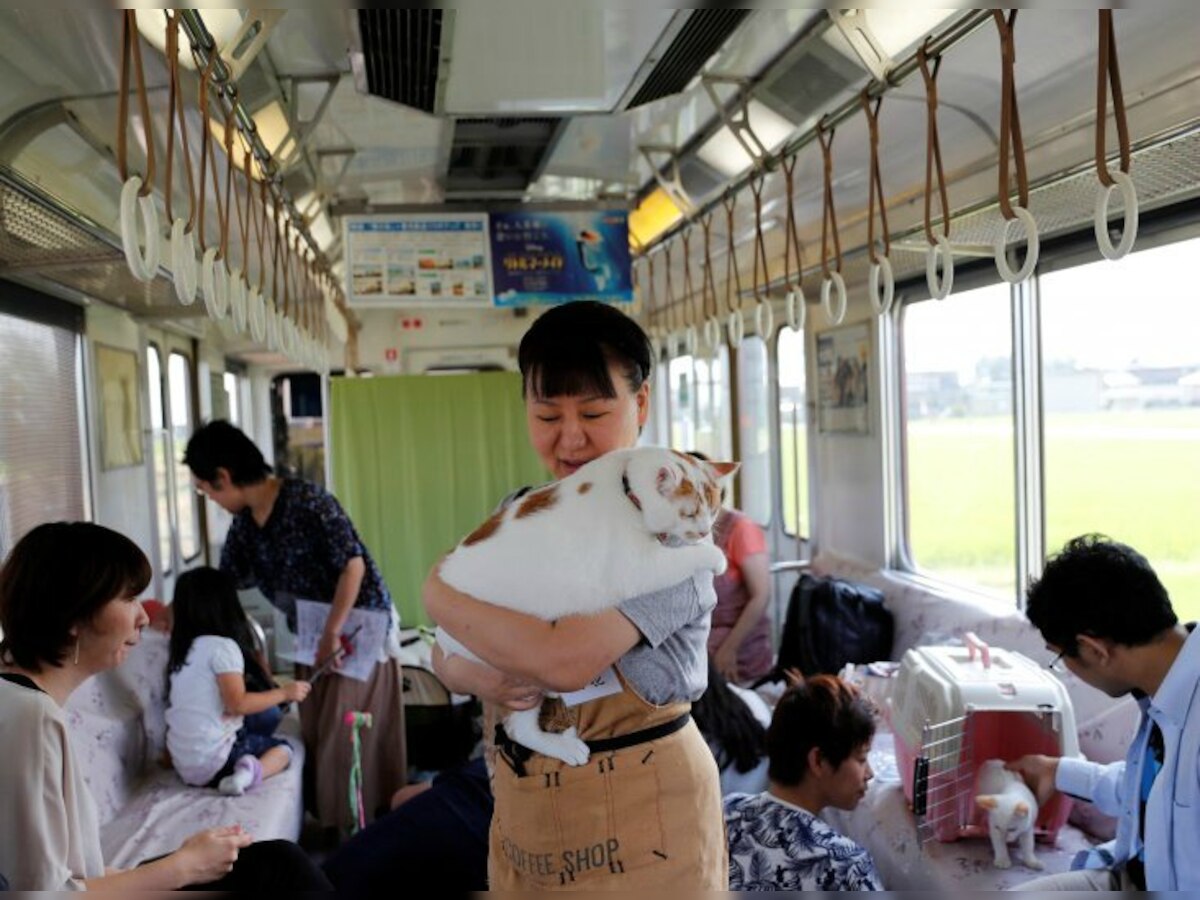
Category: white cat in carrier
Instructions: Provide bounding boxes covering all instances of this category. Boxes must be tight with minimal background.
[888,633,1080,862]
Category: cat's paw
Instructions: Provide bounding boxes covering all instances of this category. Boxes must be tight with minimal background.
[993,857,1012,870]
[1020,856,1044,871]
[555,727,591,766]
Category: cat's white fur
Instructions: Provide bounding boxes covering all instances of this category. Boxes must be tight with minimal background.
[436,447,736,766]
[974,759,1044,870]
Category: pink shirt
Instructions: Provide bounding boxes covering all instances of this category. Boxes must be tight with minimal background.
[707,510,773,681]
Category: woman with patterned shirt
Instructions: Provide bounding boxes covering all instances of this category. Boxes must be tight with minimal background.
[725,675,883,891]
[186,420,405,838]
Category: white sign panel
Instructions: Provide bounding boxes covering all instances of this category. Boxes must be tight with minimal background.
[344,214,493,308]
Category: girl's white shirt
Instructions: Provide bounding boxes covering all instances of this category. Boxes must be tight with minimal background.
[166,635,245,786]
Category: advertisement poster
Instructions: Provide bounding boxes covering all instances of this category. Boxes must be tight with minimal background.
[817,323,871,434]
[489,209,632,306]
[344,214,492,307]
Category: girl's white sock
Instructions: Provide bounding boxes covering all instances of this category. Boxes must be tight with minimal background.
[218,754,262,796]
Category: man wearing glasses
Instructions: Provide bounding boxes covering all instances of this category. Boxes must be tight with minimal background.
[1009,534,1198,891]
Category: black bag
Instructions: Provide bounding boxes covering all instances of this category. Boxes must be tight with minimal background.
[402,665,481,772]
[771,573,894,678]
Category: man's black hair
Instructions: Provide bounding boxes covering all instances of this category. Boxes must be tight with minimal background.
[183,420,271,486]
[1026,534,1177,657]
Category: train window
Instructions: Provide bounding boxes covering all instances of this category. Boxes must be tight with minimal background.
[694,345,733,463]
[668,353,697,450]
[146,345,173,575]
[736,335,772,527]
[168,352,201,563]
[902,283,1016,597]
[777,327,809,538]
[0,308,85,558]
[1040,240,1200,621]
[222,371,241,426]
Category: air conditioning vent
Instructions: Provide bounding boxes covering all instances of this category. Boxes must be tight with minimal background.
[756,38,863,127]
[445,117,562,197]
[627,10,751,110]
[354,10,445,113]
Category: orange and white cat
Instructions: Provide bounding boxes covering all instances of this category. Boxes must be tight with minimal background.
[436,446,737,765]
[975,759,1044,870]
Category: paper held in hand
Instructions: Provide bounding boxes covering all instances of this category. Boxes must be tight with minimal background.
[280,599,390,682]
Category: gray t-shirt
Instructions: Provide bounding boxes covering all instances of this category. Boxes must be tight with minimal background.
[617,573,716,705]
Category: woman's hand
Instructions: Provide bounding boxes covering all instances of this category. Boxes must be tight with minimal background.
[170,825,253,885]
[713,641,740,682]
[432,644,543,710]
[282,680,311,703]
[316,629,343,671]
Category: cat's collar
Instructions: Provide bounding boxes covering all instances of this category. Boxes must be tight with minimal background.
[622,470,684,548]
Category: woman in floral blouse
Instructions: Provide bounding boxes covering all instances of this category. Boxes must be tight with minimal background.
[186,420,405,837]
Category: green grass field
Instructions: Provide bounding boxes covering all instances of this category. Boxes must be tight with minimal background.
[907,409,1200,622]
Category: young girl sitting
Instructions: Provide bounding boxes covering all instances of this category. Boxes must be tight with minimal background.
[166,567,310,796]
[724,674,884,891]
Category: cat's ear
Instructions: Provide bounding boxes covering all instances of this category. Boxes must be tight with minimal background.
[656,465,681,493]
[976,796,999,810]
[1013,802,1030,818]
[703,460,740,481]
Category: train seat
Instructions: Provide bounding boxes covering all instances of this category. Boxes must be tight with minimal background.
[63,630,304,869]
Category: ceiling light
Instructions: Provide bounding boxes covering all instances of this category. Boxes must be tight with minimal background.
[695,100,795,178]
[629,187,683,249]
[137,9,244,71]
[208,100,296,180]
[824,9,959,70]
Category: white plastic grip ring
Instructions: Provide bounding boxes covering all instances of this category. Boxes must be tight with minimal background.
[820,272,847,325]
[229,272,248,334]
[703,316,722,351]
[247,288,266,342]
[119,176,160,282]
[169,219,198,305]
[727,309,745,348]
[1094,170,1138,261]
[868,256,895,316]
[200,248,229,320]
[684,324,698,356]
[926,235,954,301]
[754,300,774,339]
[994,205,1040,284]
[785,288,806,332]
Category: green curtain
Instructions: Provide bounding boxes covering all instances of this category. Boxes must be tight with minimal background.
[329,372,546,627]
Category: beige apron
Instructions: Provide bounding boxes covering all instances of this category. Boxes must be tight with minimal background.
[486,673,727,890]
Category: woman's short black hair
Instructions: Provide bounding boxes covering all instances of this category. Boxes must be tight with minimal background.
[767,675,876,787]
[183,420,271,486]
[518,301,652,399]
[0,522,151,670]
[1026,534,1177,657]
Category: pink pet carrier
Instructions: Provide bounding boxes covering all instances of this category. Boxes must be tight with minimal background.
[888,633,1078,844]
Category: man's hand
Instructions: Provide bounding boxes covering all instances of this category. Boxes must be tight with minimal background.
[1006,754,1061,807]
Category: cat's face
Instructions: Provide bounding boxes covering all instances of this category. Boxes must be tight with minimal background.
[651,453,739,545]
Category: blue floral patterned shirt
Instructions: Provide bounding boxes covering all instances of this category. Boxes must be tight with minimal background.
[220,479,392,629]
[724,791,884,891]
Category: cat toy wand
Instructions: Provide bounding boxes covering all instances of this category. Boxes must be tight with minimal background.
[310,624,363,684]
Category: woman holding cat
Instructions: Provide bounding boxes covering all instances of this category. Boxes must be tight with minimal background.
[424,301,727,890]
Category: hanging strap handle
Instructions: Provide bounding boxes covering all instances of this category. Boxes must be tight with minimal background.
[163,12,196,228]
[664,240,676,335]
[682,227,698,327]
[780,154,804,293]
[220,110,236,268]
[117,10,156,197]
[1095,10,1131,185]
[722,192,743,313]
[196,56,217,252]
[861,91,891,264]
[700,213,719,321]
[994,10,1029,220]
[817,120,842,277]
[256,178,269,292]
[646,253,657,331]
[235,149,253,279]
[918,41,951,244]
[749,173,771,301]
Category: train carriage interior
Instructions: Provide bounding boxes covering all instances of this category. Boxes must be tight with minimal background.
[0,4,1198,892]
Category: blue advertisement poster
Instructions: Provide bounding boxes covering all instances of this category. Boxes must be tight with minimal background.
[489,210,632,306]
